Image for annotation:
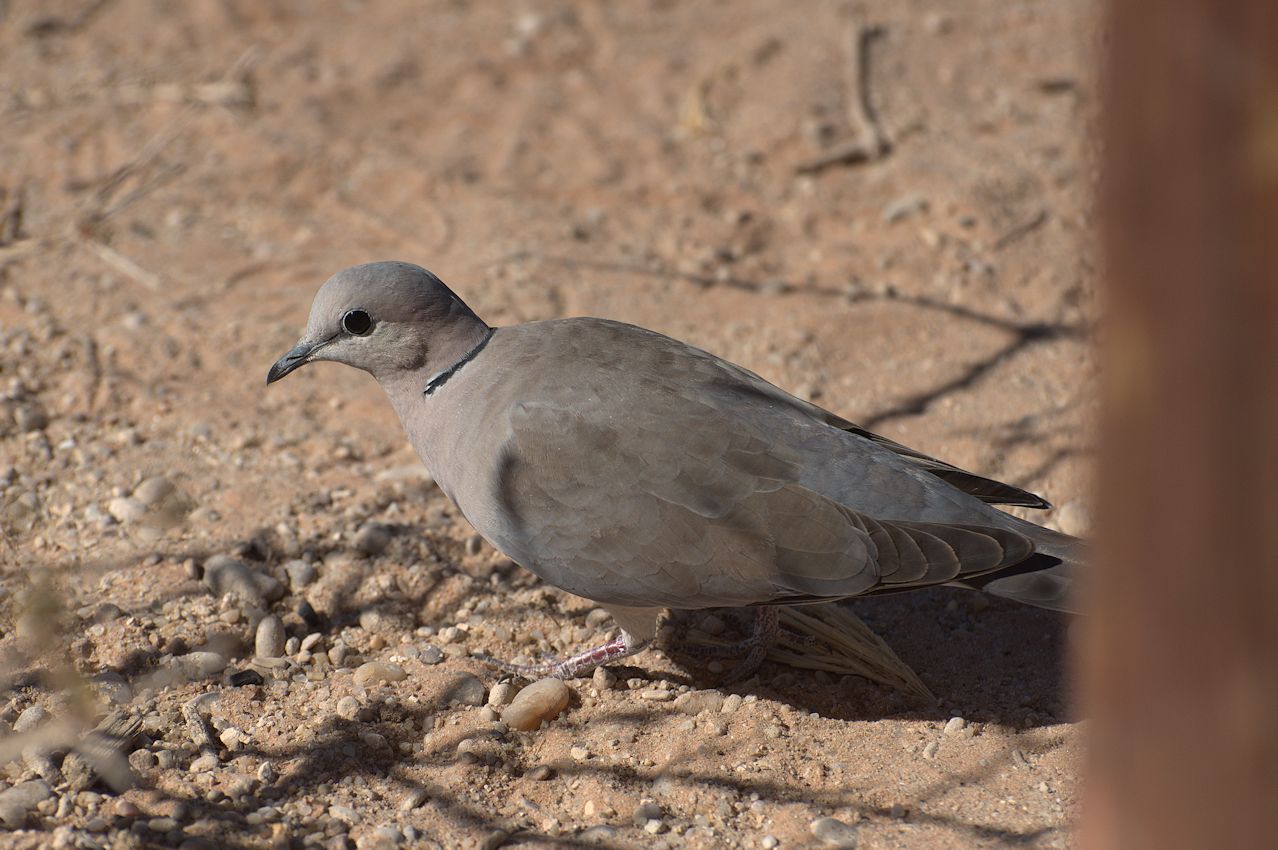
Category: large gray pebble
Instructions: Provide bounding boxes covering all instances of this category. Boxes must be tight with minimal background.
[0,780,52,828]
[203,556,284,606]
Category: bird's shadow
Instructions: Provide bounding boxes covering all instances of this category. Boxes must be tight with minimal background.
[656,590,1072,727]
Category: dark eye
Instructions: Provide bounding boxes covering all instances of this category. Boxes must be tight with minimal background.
[342,309,372,336]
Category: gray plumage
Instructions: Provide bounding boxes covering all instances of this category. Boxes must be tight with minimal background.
[269,262,1080,672]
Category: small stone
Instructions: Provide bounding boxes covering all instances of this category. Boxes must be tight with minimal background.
[638,689,672,701]
[943,716,966,736]
[13,705,49,733]
[129,750,158,772]
[632,800,663,825]
[189,753,219,773]
[329,804,360,825]
[148,817,178,832]
[353,662,407,689]
[721,694,744,714]
[569,745,590,761]
[487,682,516,707]
[13,403,48,433]
[255,615,286,659]
[258,762,278,784]
[203,555,284,606]
[448,673,487,706]
[173,651,227,678]
[336,697,361,720]
[922,741,940,760]
[419,645,444,664]
[882,191,929,223]
[353,523,393,557]
[399,788,428,811]
[284,559,318,590]
[526,765,553,781]
[643,819,667,834]
[464,534,483,556]
[436,626,463,644]
[675,691,724,715]
[0,780,52,828]
[761,836,780,849]
[230,669,264,687]
[810,816,859,848]
[591,667,616,691]
[107,496,147,524]
[502,678,571,731]
[580,825,617,844]
[133,476,176,507]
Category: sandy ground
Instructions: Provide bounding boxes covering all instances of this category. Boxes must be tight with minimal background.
[0,1,1097,848]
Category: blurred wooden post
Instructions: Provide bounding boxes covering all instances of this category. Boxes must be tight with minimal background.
[1088,1,1278,848]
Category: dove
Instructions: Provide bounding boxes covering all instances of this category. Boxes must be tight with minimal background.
[268,261,1081,679]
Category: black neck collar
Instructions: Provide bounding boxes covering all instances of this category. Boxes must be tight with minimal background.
[424,327,494,396]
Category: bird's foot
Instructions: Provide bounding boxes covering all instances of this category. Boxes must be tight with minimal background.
[675,607,784,682]
[474,631,650,680]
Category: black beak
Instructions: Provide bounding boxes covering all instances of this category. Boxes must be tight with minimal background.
[266,341,316,385]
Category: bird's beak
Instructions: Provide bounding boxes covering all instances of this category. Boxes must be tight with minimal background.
[266,340,318,385]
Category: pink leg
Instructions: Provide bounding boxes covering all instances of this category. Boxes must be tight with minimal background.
[475,630,650,679]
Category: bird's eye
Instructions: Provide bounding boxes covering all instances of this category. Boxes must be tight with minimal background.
[342,309,373,336]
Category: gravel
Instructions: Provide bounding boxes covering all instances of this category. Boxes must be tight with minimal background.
[810,816,860,848]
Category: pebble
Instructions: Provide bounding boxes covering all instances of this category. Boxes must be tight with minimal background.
[922,741,940,760]
[525,765,553,781]
[336,697,361,720]
[632,800,663,825]
[353,662,407,689]
[399,788,428,811]
[0,780,52,828]
[133,476,175,506]
[419,645,444,665]
[591,667,616,691]
[172,651,227,678]
[721,694,744,714]
[943,716,966,736]
[255,615,286,659]
[353,523,393,557]
[502,678,571,731]
[229,669,264,687]
[107,496,147,524]
[761,836,779,849]
[448,673,487,706]
[284,559,318,590]
[810,816,860,848]
[203,555,284,606]
[129,750,157,772]
[329,804,360,825]
[13,705,49,733]
[258,762,278,784]
[487,682,516,708]
[638,689,673,701]
[569,745,590,761]
[580,825,617,844]
[882,191,929,223]
[675,691,725,715]
[190,754,219,773]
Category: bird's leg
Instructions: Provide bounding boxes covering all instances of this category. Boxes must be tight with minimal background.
[475,629,650,680]
[719,606,779,683]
